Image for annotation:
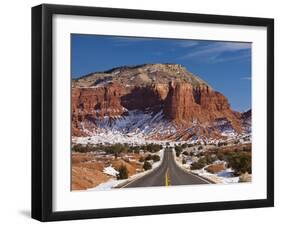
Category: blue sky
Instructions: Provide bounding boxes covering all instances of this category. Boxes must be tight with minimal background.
[71,34,251,112]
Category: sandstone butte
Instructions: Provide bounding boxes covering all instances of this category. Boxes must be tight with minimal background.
[71,63,249,140]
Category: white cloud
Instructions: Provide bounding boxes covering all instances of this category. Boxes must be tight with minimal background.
[175,40,199,48]
[180,42,251,62]
[240,76,252,80]
[212,51,251,63]
[110,37,155,46]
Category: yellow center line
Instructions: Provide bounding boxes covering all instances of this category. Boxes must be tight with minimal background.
[165,169,171,187]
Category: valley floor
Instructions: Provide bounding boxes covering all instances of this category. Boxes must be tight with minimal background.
[71,140,251,191]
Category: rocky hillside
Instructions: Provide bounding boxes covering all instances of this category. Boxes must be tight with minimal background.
[72,63,250,141]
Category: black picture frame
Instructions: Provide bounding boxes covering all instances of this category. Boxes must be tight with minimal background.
[32,4,274,222]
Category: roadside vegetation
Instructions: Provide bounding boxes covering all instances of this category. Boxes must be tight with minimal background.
[117,164,129,180]
[174,142,252,176]
[72,142,163,189]
[143,161,152,171]
[72,143,162,155]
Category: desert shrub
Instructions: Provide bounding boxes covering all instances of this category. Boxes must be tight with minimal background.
[198,157,207,165]
[143,161,152,171]
[72,144,85,153]
[72,144,98,153]
[152,154,160,162]
[145,154,152,161]
[139,156,145,162]
[134,145,141,151]
[175,145,183,152]
[242,146,251,152]
[127,149,133,153]
[190,161,205,170]
[205,154,217,164]
[175,150,181,157]
[134,149,140,154]
[182,158,187,164]
[140,143,162,153]
[217,152,226,161]
[227,152,251,175]
[149,143,162,152]
[198,146,203,150]
[196,152,204,157]
[190,157,208,170]
[233,140,240,145]
[181,143,188,149]
[182,151,189,156]
[218,142,227,147]
[127,146,134,153]
[75,144,100,152]
[210,147,219,153]
[175,145,183,157]
[98,143,125,155]
[117,165,128,180]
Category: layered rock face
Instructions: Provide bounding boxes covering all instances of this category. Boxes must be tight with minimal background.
[163,82,241,132]
[72,63,247,140]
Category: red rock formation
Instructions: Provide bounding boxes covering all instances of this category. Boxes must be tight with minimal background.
[72,83,126,136]
[162,82,241,132]
[164,81,198,123]
[120,86,163,111]
[71,64,244,138]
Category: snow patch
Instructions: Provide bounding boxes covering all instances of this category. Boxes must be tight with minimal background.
[103,165,119,177]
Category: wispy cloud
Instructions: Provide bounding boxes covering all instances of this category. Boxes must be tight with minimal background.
[110,37,200,49]
[240,76,251,80]
[212,51,251,63]
[108,37,251,64]
[109,37,156,46]
[179,42,251,63]
[174,40,199,48]
[185,42,251,57]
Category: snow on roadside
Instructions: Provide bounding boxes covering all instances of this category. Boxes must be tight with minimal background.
[87,149,165,191]
[87,179,127,191]
[103,165,119,177]
[191,167,239,184]
[113,148,165,187]
[151,148,164,169]
[174,151,240,184]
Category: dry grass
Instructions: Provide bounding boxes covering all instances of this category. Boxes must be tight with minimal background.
[72,166,110,190]
[71,152,143,190]
[205,163,225,174]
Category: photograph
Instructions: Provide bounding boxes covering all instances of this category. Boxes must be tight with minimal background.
[30,3,274,222]
[71,34,252,191]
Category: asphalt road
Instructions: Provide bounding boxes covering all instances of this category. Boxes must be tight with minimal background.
[123,149,209,188]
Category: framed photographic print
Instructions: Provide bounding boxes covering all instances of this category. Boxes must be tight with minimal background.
[31,4,274,221]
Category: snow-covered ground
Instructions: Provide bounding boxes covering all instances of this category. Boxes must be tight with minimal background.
[73,108,251,145]
[73,121,251,189]
[175,152,241,184]
[73,133,187,146]
[191,167,240,184]
[103,165,119,177]
[72,131,251,147]
[87,149,165,191]
[87,179,126,191]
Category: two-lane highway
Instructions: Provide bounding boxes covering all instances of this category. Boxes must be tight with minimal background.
[122,149,209,188]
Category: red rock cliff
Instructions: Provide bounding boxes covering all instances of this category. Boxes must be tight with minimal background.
[71,63,243,137]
